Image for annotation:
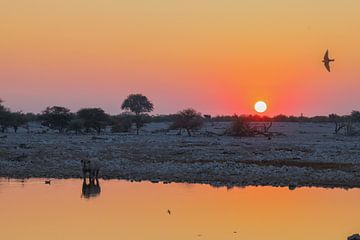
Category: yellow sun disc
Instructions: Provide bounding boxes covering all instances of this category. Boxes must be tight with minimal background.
[255,101,267,113]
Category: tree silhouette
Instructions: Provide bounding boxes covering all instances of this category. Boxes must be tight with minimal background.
[225,114,255,137]
[111,114,133,133]
[10,112,27,133]
[77,108,109,134]
[329,114,346,134]
[67,118,84,134]
[0,109,12,133]
[121,94,154,135]
[171,108,204,136]
[40,106,72,133]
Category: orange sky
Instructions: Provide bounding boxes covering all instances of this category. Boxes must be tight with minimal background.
[1,0,360,116]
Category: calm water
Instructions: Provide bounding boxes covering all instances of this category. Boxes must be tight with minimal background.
[0,179,359,240]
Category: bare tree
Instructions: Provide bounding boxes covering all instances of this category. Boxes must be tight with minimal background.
[329,114,346,134]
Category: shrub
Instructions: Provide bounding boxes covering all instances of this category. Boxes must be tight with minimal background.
[170,108,204,136]
[77,108,109,134]
[67,119,85,134]
[225,115,255,137]
[111,115,133,133]
[40,106,72,133]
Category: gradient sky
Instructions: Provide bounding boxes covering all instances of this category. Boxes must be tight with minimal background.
[1,180,360,240]
[1,0,360,116]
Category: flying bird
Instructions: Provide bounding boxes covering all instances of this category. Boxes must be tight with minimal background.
[323,49,335,72]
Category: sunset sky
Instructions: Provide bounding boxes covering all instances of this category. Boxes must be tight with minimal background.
[1,0,360,116]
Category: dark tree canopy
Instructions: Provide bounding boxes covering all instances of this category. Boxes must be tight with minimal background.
[0,107,12,133]
[171,108,204,136]
[40,106,72,133]
[77,108,109,134]
[121,94,154,115]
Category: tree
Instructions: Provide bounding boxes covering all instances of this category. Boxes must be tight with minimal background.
[351,111,360,122]
[10,112,27,133]
[77,108,109,134]
[329,114,346,134]
[121,94,154,134]
[67,118,84,134]
[225,115,255,137]
[40,106,72,133]
[170,108,204,136]
[111,114,133,133]
[0,100,12,133]
[0,109,12,133]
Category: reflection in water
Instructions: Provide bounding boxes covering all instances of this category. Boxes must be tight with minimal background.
[82,178,101,199]
[0,179,359,240]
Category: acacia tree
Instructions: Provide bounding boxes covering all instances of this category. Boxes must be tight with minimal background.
[170,108,204,136]
[77,108,109,134]
[121,94,154,135]
[40,106,72,133]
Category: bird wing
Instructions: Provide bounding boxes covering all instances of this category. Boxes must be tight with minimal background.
[324,50,329,61]
[324,61,331,72]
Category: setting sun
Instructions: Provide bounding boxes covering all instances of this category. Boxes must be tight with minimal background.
[254,101,267,113]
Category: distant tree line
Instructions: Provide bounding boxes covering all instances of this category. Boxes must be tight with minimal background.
[1,96,360,136]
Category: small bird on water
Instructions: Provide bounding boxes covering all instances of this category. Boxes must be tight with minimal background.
[45,180,51,185]
[323,49,335,72]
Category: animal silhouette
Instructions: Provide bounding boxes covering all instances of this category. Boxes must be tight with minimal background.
[323,49,335,72]
[81,178,101,199]
[81,158,100,181]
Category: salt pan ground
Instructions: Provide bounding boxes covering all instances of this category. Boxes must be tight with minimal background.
[1,122,360,188]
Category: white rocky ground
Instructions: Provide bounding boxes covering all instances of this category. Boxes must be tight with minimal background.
[0,122,360,188]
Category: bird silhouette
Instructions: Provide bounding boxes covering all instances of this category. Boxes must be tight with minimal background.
[167,209,171,215]
[45,180,51,185]
[323,49,335,72]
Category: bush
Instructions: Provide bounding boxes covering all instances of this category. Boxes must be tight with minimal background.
[77,108,109,134]
[40,106,72,133]
[170,108,204,136]
[10,112,27,133]
[111,115,133,133]
[67,119,84,134]
[225,115,255,137]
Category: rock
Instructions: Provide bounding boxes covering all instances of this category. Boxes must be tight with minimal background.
[348,234,360,240]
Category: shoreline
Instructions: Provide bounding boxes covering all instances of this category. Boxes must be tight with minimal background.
[1,122,360,189]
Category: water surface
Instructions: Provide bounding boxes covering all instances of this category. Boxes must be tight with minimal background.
[0,179,359,240]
